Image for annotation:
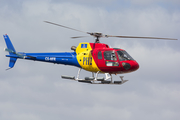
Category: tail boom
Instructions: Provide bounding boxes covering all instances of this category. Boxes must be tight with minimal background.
[3,34,81,69]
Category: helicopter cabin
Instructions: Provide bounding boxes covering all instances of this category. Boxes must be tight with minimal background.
[73,42,138,74]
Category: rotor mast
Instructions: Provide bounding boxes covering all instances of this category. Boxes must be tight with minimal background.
[95,36,100,43]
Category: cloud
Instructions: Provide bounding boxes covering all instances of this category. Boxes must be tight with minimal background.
[128,0,180,6]
[0,0,180,120]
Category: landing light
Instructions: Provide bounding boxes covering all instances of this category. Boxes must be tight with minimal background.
[122,62,131,70]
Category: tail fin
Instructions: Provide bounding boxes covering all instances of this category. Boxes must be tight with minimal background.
[3,34,16,54]
[6,57,17,70]
[3,34,17,69]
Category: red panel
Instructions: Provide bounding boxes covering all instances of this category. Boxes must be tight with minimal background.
[89,43,109,49]
[90,43,139,74]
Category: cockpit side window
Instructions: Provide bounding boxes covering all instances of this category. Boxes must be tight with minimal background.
[98,51,102,59]
[104,51,117,61]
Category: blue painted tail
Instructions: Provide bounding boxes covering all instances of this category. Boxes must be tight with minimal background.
[3,34,17,69]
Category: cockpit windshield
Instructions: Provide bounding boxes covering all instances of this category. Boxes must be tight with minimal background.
[117,51,134,61]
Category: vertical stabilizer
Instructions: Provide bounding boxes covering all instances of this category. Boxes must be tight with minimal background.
[3,34,17,69]
[3,34,16,55]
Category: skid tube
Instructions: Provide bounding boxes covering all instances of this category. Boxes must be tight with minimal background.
[61,68,128,85]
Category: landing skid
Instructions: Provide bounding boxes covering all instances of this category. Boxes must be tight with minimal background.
[61,68,128,85]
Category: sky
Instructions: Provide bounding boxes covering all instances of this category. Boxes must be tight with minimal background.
[0,0,180,120]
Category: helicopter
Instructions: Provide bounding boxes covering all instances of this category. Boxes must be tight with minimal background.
[3,21,177,85]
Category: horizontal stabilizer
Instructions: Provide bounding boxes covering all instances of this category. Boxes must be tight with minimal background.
[4,48,25,59]
[4,48,15,54]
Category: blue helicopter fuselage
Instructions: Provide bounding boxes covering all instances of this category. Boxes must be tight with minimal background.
[6,52,81,67]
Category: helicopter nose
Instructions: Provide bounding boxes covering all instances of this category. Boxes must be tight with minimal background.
[129,60,139,72]
[133,61,139,71]
[121,60,139,72]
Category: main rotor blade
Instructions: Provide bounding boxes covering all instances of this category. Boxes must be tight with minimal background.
[71,36,89,39]
[44,21,177,41]
[44,21,87,33]
[106,35,177,40]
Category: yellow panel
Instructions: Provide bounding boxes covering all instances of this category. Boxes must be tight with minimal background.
[76,43,101,72]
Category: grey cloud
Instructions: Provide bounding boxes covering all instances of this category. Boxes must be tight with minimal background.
[0,1,180,120]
